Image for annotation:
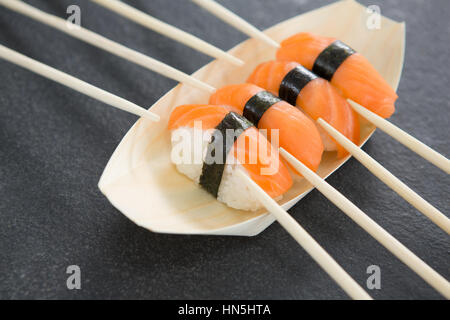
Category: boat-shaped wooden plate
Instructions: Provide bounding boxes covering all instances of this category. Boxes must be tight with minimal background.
[98,0,405,236]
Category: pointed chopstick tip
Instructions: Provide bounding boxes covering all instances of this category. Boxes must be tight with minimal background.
[225,54,245,67]
[265,37,281,49]
[279,147,296,165]
[143,110,160,122]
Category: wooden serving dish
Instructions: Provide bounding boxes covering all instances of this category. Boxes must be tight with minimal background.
[98,0,405,236]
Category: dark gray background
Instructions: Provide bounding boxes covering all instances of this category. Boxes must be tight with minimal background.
[0,0,448,300]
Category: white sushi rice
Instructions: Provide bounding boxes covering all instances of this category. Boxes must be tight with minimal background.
[170,127,265,211]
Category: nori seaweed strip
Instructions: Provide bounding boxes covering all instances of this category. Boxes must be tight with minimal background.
[312,40,356,81]
[200,112,253,198]
[243,91,281,126]
[279,66,318,106]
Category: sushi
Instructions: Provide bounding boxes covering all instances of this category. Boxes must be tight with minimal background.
[209,84,324,172]
[247,60,360,158]
[277,32,398,118]
[168,104,293,211]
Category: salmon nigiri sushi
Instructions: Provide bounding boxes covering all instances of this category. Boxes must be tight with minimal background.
[169,104,293,211]
[209,84,324,172]
[247,60,360,158]
[277,32,398,118]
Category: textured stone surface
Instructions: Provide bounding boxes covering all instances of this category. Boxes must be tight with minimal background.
[0,0,448,299]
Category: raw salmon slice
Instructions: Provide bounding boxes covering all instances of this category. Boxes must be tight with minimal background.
[277,32,398,118]
[247,60,360,158]
[169,104,293,198]
[210,84,324,172]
